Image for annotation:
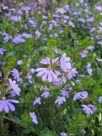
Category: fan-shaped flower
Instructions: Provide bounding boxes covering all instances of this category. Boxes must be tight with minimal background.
[11,68,21,81]
[61,89,68,98]
[36,68,58,83]
[60,53,71,72]
[73,91,88,101]
[9,16,21,22]
[98,96,102,103]
[40,57,58,65]
[17,60,23,65]
[82,104,96,115]
[21,33,32,38]
[9,79,21,96]
[0,48,6,55]
[86,63,92,75]
[60,132,67,136]
[22,6,31,11]
[67,68,77,79]
[30,112,38,124]
[87,45,94,51]
[33,97,41,105]
[41,91,50,99]
[35,30,41,39]
[12,35,25,44]
[0,98,19,113]
[80,50,88,58]
[55,96,66,106]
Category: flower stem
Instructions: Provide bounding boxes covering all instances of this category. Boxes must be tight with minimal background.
[0,113,3,136]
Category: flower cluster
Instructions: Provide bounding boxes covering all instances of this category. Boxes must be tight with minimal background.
[36,53,77,85]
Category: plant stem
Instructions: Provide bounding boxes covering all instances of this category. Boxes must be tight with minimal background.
[0,113,3,136]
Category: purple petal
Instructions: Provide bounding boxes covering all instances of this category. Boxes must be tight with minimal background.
[7,102,15,111]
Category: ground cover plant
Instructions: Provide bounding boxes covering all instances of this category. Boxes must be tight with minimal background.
[0,0,102,135]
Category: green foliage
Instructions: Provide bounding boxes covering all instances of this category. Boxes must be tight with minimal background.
[0,0,102,135]
[40,128,57,136]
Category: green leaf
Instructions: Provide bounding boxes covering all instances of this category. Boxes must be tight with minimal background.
[20,113,32,128]
[40,128,57,136]
[47,39,57,46]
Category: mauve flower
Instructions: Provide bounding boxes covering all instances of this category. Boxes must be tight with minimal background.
[37,68,57,83]
[60,53,71,72]
[40,57,58,65]
[98,96,102,103]
[0,61,6,66]
[53,13,60,18]
[41,91,50,99]
[97,27,102,33]
[87,16,94,22]
[60,132,67,136]
[86,63,92,75]
[26,73,32,83]
[17,9,23,15]
[40,86,49,92]
[87,45,94,51]
[97,41,102,45]
[30,112,38,124]
[17,60,23,65]
[63,15,69,20]
[68,21,75,28]
[9,16,21,22]
[73,91,88,101]
[40,57,51,65]
[82,104,96,115]
[95,5,102,12]
[78,18,86,23]
[3,33,12,43]
[0,98,19,113]
[50,20,58,28]
[12,35,25,44]
[50,34,54,38]
[22,6,31,11]
[36,68,58,83]
[35,30,41,39]
[10,90,18,97]
[30,68,35,74]
[53,78,61,86]
[19,2,23,7]
[11,68,21,81]
[9,79,21,96]
[42,15,48,19]
[86,0,89,2]
[21,33,32,38]
[60,76,66,84]
[80,0,84,3]
[56,8,67,14]
[63,19,67,24]
[99,22,102,26]
[80,50,88,58]
[54,48,59,54]
[61,89,68,98]
[67,68,77,79]
[29,19,37,27]
[33,97,41,105]
[0,48,6,55]
[55,96,66,106]
[90,27,95,33]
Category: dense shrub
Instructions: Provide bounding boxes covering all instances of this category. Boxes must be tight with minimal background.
[0,0,102,135]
